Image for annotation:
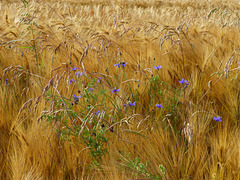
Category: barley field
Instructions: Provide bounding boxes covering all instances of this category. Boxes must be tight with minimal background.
[0,0,240,179]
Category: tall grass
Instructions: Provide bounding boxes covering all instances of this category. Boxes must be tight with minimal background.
[0,0,240,179]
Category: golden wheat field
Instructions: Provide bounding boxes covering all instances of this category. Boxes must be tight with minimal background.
[0,0,240,179]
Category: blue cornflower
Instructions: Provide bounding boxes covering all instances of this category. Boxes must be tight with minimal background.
[154,65,162,70]
[70,79,75,84]
[114,62,126,68]
[213,116,222,122]
[155,103,163,108]
[114,63,121,68]
[75,71,83,77]
[114,63,120,67]
[71,66,78,71]
[184,82,189,88]
[179,78,187,84]
[111,87,120,93]
[96,110,100,115]
[73,94,81,102]
[89,88,93,92]
[121,62,126,68]
[129,102,136,107]
[97,77,102,83]
[125,102,136,107]
[5,79,8,84]
[179,78,189,88]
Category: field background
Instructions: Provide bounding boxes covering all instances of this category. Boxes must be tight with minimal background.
[0,0,240,179]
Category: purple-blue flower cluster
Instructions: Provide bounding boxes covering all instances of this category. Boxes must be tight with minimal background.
[213,116,222,122]
[114,62,126,68]
[75,71,83,77]
[89,88,93,92]
[97,77,102,83]
[96,110,105,115]
[154,65,162,70]
[73,94,81,104]
[96,110,101,115]
[71,66,78,71]
[179,78,189,88]
[69,66,83,85]
[124,102,136,107]
[70,79,75,84]
[155,103,163,108]
[111,87,120,93]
